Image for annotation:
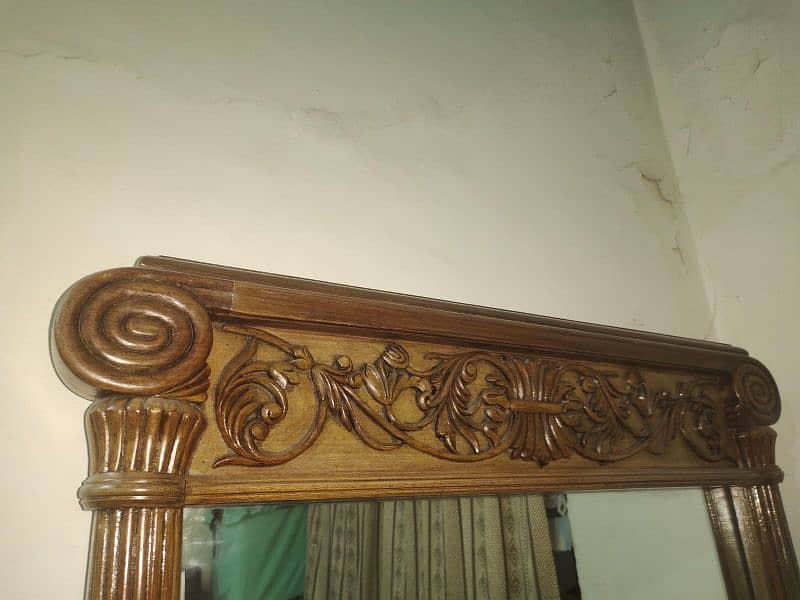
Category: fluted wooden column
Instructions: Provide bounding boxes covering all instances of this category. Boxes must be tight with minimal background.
[51,269,213,600]
[705,362,800,600]
[79,397,205,600]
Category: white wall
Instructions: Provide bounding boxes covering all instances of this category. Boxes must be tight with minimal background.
[570,489,726,599]
[635,0,800,550]
[0,1,728,597]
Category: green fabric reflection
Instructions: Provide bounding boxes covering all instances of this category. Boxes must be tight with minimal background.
[209,504,307,600]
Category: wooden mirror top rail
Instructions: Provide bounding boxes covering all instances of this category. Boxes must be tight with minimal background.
[49,256,799,599]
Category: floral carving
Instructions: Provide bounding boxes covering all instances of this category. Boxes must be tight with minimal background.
[214,325,726,467]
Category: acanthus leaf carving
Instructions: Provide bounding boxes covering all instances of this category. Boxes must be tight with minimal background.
[214,325,727,468]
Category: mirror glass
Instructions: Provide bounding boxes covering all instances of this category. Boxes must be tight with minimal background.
[182,489,725,599]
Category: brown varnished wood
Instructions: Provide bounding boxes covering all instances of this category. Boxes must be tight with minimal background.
[135,255,747,372]
[87,507,181,600]
[705,486,755,600]
[706,428,800,600]
[49,257,799,599]
[135,255,742,351]
[185,466,782,506]
[79,396,205,600]
[706,483,800,600]
[51,267,227,402]
[80,397,206,510]
[212,324,732,467]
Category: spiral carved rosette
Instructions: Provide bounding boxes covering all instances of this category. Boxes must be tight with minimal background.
[51,268,213,402]
[732,359,781,427]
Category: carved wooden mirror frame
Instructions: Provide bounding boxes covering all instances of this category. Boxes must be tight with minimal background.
[50,256,799,599]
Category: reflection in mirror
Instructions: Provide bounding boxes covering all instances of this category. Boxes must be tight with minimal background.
[183,489,731,599]
[182,494,578,599]
[567,489,728,600]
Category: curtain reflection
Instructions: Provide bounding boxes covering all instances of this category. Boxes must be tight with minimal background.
[306,495,559,600]
[183,496,562,600]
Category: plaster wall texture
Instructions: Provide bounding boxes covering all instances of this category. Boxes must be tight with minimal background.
[636,0,800,550]
[0,1,781,597]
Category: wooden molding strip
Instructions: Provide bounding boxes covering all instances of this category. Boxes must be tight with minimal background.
[184,466,783,506]
[136,255,747,372]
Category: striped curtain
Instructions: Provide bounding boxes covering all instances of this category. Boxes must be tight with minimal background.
[305,495,560,600]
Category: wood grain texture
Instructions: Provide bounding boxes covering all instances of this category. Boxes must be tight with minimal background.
[705,486,759,600]
[80,397,206,510]
[212,324,729,468]
[185,466,781,506]
[135,255,748,372]
[87,507,181,600]
[706,428,800,600]
[50,270,213,600]
[49,257,799,599]
[707,481,800,600]
[79,396,205,600]
[51,268,217,403]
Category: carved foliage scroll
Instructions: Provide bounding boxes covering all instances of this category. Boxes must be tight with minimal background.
[214,325,727,467]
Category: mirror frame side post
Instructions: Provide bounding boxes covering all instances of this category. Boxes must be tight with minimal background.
[79,397,205,599]
[706,361,800,599]
[50,269,213,599]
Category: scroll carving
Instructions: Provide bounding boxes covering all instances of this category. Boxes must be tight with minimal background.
[214,325,726,467]
[721,360,782,472]
[49,267,215,600]
[51,268,213,402]
[732,360,781,427]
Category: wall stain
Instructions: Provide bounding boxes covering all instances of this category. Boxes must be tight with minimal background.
[639,171,673,206]
[57,55,96,63]
[752,52,769,74]
[2,48,145,81]
[671,232,686,267]
[703,293,718,341]
[1,49,43,58]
